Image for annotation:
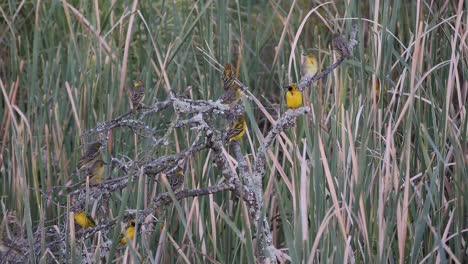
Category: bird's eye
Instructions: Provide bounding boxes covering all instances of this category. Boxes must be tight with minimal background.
[288,86,292,91]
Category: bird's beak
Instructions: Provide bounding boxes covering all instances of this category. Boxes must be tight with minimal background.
[283,85,290,89]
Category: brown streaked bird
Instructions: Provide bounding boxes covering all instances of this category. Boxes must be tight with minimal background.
[77,142,102,170]
[219,64,243,108]
[222,63,235,91]
[128,80,145,113]
[167,167,185,191]
[332,34,351,58]
[219,83,242,109]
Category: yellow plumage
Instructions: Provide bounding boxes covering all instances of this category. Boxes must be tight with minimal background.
[285,83,303,109]
[73,210,96,228]
[84,160,106,185]
[301,53,318,80]
[119,219,136,245]
[226,114,247,141]
[77,142,102,170]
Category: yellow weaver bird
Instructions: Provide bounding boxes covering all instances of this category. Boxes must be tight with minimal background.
[219,64,242,108]
[73,210,96,228]
[77,142,102,170]
[167,167,184,191]
[301,52,318,81]
[285,83,303,109]
[119,219,136,245]
[128,80,145,113]
[83,160,106,185]
[226,114,247,141]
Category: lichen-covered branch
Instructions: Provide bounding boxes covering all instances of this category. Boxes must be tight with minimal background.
[151,183,235,209]
[23,26,359,264]
[246,107,310,262]
[82,100,172,141]
[245,25,358,262]
[299,24,358,90]
[3,183,235,263]
[69,142,208,211]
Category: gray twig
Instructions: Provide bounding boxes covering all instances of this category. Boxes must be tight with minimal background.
[299,24,358,90]
[152,183,235,209]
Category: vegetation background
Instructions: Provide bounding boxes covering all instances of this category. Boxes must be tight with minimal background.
[0,0,467,263]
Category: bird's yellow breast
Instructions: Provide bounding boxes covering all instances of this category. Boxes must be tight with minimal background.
[119,226,135,245]
[230,120,247,141]
[286,89,303,109]
[94,165,105,180]
[74,211,96,228]
[302,55,318,77]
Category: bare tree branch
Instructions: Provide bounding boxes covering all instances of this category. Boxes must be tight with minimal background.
[152,183,234,209]
[299,24,359,90]
[26,25,359,264]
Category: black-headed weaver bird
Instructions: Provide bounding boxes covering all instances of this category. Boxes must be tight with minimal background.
[128,80,145,113]
[119,219,137,245]
[301,52,318,81]
[83,159,106,185]
[226,114,247,141]
[77,142,102,170]
[285,83,303,109]
[73,210,96,228]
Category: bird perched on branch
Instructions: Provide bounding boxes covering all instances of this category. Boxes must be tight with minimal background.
[128,80,145,113]
[83,160,106,185]
[222,63,235,91]
[63,159,105,193]
[167,167,185,191]
[77,142,102,170]
[332,34,351,58]
[226,114,247,141]
[285,83,303,109]
[119,219,137,245]
[219,64,243,108]
[301,52,318,82]
[73,210,96,228]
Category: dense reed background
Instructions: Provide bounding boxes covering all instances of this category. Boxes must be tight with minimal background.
[1,0,467,263]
